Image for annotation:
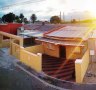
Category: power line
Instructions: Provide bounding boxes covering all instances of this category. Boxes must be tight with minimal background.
[0,0,44,10]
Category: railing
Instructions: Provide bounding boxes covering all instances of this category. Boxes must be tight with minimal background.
[0,31,23,46]
[75,49,89,83]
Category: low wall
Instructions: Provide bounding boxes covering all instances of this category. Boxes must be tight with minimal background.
[11,42,42,72]
[0,31,24,46]
[75,49,89,83]
[11,42,20,59]
[20,48,42,72]
[0,39,10,48]
[25,45,44,54]
[2,39,10,48]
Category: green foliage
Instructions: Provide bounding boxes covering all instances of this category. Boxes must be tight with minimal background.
[2,12,15,23]
[2,13,28,23]
[71,19,77,23]
[30,14,37,23]
[15,15,21,23]
[50,16,61,24]
[24,18,28,24]
[19,13,24,23]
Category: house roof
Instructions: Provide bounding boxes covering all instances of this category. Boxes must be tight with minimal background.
[36,37,85,46]
[45,26,91,40]
[19,24,65,38]
[23,24,65,33]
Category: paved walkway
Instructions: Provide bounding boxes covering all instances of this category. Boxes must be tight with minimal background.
[0,48,62,90]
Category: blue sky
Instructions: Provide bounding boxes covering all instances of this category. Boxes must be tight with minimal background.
[0,0,96,21]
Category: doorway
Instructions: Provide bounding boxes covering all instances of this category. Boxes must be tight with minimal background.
[59,46,66,58]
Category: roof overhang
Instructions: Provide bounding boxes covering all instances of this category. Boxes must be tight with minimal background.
[36,38,85,47]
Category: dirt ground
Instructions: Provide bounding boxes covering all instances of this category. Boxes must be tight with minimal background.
[0,48,60,90]
[83,62,96,83]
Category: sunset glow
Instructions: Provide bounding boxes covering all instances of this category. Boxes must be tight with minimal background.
[0,0,96,20]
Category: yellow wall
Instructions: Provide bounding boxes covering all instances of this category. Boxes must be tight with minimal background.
[88,38,96,62]
[43,42,59,57]
[75,49,89,83]
[66,46,82,59]
[0,31,24,46]
[0,35,3,48]
[20,48,42,72]
[43,42,83,59]
[2,39,10,48]
[0,39,10,48]
[10,42,42,72]
[25,45,44,54]
[11,42,20,59]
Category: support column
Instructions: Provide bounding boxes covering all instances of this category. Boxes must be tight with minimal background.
[75,59,82,83]
[20,38,23,47]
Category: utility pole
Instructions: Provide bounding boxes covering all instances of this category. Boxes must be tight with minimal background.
[63,12,64,20]
[60,11,61,20]
[63,12,65,22]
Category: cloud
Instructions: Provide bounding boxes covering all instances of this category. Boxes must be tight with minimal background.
[0,0,96,20]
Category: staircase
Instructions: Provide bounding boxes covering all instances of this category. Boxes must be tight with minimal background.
[42,55,75,82]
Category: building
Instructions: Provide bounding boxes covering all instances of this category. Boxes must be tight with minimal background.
[0,23,22,35]
[17,23,65,47]
[35,26,92,82]
[37,26,90,59]
[0,24,95,84]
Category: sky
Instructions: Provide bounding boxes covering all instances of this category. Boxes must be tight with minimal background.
[0,0,96,21]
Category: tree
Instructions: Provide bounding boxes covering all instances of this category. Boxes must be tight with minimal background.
[15,15,21,23]
[24,18,28,24]
[50,16,61,24]
[30,14,37,23]
[19,13,24,23]
[2,12,15,23]
[71,19,77,23]
[2,15,6,22]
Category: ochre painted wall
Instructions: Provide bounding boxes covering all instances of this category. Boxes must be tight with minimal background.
[10,42,42,72]
[75,49,89,83]
[11,42,20,59]
[20,48,42,72]
[43,42,59,57]
[25,45,44,54]
[66,46,82,59]
[88,38,96,62]
[2,40,10,48]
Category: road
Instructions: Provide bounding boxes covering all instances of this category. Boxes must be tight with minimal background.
[0,48,61,90]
